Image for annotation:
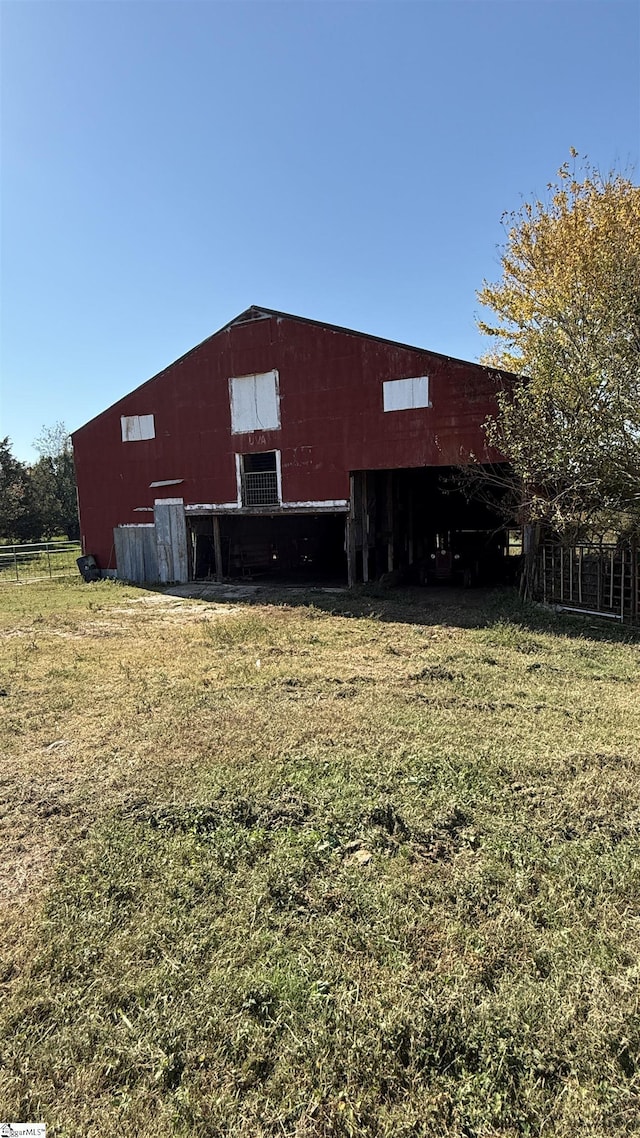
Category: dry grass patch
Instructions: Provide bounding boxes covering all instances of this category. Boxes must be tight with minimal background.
[0,579,639,1136]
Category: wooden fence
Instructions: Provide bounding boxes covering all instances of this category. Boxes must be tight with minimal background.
[536,541,639,623]
[113,500,189,584]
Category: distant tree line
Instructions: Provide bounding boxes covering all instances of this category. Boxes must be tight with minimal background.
[0,423,80,543]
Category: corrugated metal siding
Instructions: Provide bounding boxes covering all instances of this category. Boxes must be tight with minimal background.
[73,313,509,567]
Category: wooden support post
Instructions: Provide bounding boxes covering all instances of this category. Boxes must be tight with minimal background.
[190,528,197,580]
[346,515,355,587]
[361,471,369,583]
[407,479,414,567]
[386,471,394,572]
[346,474,357,587]
[212,515,223,582]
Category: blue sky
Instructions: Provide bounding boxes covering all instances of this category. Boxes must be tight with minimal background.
[2,0,639,462]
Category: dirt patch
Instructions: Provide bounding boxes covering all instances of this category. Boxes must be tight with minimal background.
[0,771,87,910]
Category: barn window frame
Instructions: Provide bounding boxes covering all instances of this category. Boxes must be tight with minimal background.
[382,376,430,412]
[229,370,281,434]
[121,414,156,442]
[235,450,282,507]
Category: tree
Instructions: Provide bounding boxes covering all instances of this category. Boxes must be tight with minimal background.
[31,422,80,540]
[0,438,39,542]
[477,153,640,547]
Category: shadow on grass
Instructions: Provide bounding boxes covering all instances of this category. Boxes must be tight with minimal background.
[159,580,640,644]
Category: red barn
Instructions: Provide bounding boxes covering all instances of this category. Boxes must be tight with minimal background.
[72,306,512,586]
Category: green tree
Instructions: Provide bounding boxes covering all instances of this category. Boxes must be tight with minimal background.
[31,422,80,540]
[477,153,640,545]
[0,437,38,541]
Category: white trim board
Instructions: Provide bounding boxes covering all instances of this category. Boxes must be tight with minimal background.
[185,498,348,514]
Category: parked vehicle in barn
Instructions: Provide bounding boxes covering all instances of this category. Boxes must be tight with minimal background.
[420,529,517,587]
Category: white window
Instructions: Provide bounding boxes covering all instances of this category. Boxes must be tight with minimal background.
[121,414,155,442]
[229,370,280,434]
[382,376,430,412]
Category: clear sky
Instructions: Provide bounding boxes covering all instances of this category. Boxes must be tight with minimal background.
[1,0,639,462]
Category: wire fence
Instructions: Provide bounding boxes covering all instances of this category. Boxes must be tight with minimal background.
[0,540,83,584]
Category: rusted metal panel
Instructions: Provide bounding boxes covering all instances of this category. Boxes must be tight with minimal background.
[73,309,512,568]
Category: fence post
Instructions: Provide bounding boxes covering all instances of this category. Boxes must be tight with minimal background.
[13,547,19,582]
[47,546,52,578]
[628,541,633,623]
[542,545,547,603]
[610,551,614,609]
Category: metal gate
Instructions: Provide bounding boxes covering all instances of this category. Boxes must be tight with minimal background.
[537,542,639,623]
[0,540,82,584]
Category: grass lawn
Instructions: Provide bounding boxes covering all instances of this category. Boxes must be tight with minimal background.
[1,579,639,1136]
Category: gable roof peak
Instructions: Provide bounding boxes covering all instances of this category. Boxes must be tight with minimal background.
[225,306,274,327]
